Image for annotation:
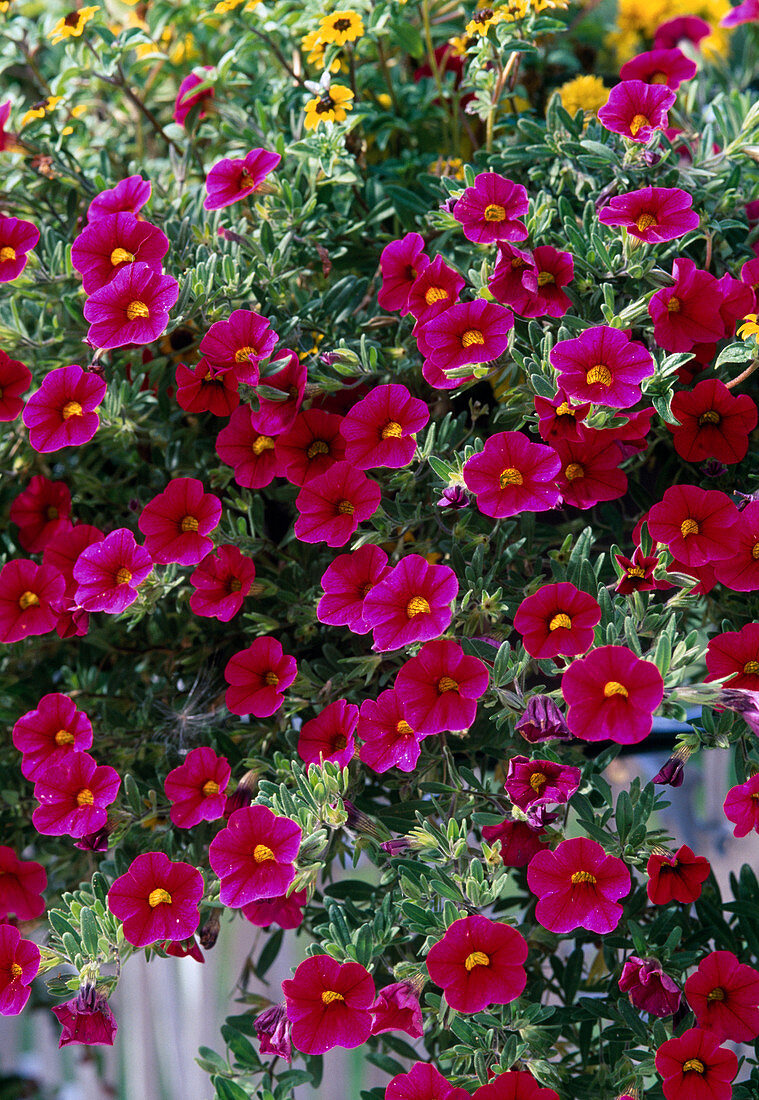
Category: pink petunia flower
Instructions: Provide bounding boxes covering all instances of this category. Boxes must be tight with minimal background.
[668,378,757,465]
[597,80,675,142]
[224,637,297,717]
[649,258,724,352]
[386,1062,470,1100]
[488,242,538,313]
[481,816,551,868]
[619,48,697,88]
[619,956,682,1017]
[562,644,664,745]
[655,1027,737,1100]
[175,360,240,417]
[553,433,627,509]
[164,746,231,828]
[394,639,489,735]
[209,805,302,907]
[23,364,107,452]
[282,955,375,1055]
[189,544,256,621]
[73,528,153,613]
[377,232,430,313]
[418,298,513,374]
[138,477,222,566]
[452,172,529,244]
[254,1004,292,1062]
[297,699,359,769]
[527,836,630,933]
[463,431,562,518]
[362,554,458,652]
[0,349,32,421]
[87,176,151,222]
[51,986,118,1048]
[358,689,421,773]
[722,0,759,25]
[426,914,528,1014]
[0,559,65,644]
[199,309,278,382]
[339,383,429,469]
[685,951,759,1042]
[370,980,424,1038]
[534,389,591,445]
[647,485,740,567]
[10,476,72,553]
[504,755,581,810]
[406,255,465,323]
[515,695,571,742]
[275,408,346,486]
[707,622,759,691]
[724,773,759,837]
[204,148,281,210]
[71,212,169,294]
[174,68,214,127]
[513,582,601,659]
[518,245,574,318]
[0,846,47,920]
[647,844,710,905]
[654,15,711,49]
[0,215,40,282]
[32,751,121,837]
[317,544,391,634]
[108,852,205,947]
[83,262,179,349]
[550,325,654,409]
[599,186,699,243]
[293,461,381,547]
[43,523,104,606]
[12,692,93,783]
[0,925,40,1016]
[242,890,307,930]
[215,405,282,489]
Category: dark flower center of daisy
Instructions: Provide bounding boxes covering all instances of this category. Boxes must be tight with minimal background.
[604,680,628,698]
[698,410,720,425]
[682,1059,705,1074]
[64,10,82,26]
[228,577,242,593]
[115,567,132,585]
[337,499,355,515]
[500,466,523,488]
[253,844,275,862]
[571,870,597,884]
[264,671,280,687]
[76,787,95,806]
[62,400,83,419]
[234,345,256,362]
[381,420,403,439]
[148,888,172,907]
[0,246,16,262]
[667,296,681,313]
[549,612,572,631]
[465,950,490,970]
[18,590,40,610]
[438,676,459,693]
[484,203,506,222]
[332,17,352,30]
[239,169,255,190]
[744,660,759,674]
[629,113,650,136]
[680,517,699,537]
[10,963,22,980]
[252,435,276,455]
[181,515,199,533]
[47,506,59,519]
[55,728,75,745]
[127,300,150,320]
[635,212,658,232]
[396,720,414,736]
[707,987,726,1002]
[752,540,759,560]
[322,989,345,1004]
[586,364,612,386]
[537,271,555,286]
[315,94,335,113]
[461,328,485,348]
[111,247,135,265]
[202,780,220,796]
[406,595,431,617]
[425,286,448,304]
[627,566,646,578]
[530,771,547,792]
[473,8,494,22]
[564,462,584,480]
[307,440,330,459]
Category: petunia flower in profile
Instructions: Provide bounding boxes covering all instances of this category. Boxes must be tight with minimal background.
[339,383,429,469]
[707,623,759,690]
[73,527,153,613]
[655,1027,737,1100]
[452,171,529,244]
[722,0,759,25]
[210,805,301,907]
[71,212,169,294]
[242,889,307,930]
[175,359,239,417]
[473,1070,561,1100]
[515,695,572,742]
[204,148,281,210]
[293,461,381,547]
[224,637,297,717]
[463,431,562,519]
[164,746,231,828]
[377,232,430,313]
[254,1003,292,1063]
[534,389,591,445]
[419,298,513,374]
[362,554,458,652]
[297,698,358,769]
[0,215,40,282]
[619,957,682,1017]
[527,836,630,933]
[275,408,346,486]
[724,773,759,837]
[108,852,205,947]
[83,262,179,350]
[358,689,421,773]
[215,405,282,489]
[0,349,32,421]
[189,544,256,621]
[597,80,675,142]
[22,364,107,452]
[488,242,538,312]
[513,582,601,660]
[0,846,47,920]
[562,644,664,745]
[370,980,424,1039]
[32,750,121,837]
[648,258,724,352]
[426,914,528,1014]
[620,47,697,88]
[10,475,72,553]
[406,255,465,323]
[163,934,205,962]
[598,186,699,243]
[481,816,551,868]
[87,175,151,222]
[518,245,574,318]
[0,559,65,644]
[647,485,739,568]
[685,950,759,1042]
[394,639,490,735]
[385,1062,470,1100]
[174,68,215,127]
[550,325,654,409]
[504,755,581,811]
[647,844,710,905]
[282,954,375,1055]
[250,348,306,434]
[0,924,40,1016]
[51,985,117,1048]
[138,477,221,566]
[317,544,391,634]
[668,378,757,464]
[12,692,93,783]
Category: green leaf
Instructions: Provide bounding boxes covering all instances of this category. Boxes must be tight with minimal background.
[80,907,100,959]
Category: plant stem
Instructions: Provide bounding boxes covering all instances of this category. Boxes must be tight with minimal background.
[726,357,759,389]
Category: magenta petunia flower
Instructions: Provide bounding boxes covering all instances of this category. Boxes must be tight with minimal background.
[550,325,654,409]
[293,461,381,547]
[655,1027,737,1100]
[362,554,458,651]
[597,80,675,142]
[685,951,759,1042]
[108,852,205,947]
[722,0,759,25]
[339,383,429,469]
[535,389,591,445]
[0,925,40,1016]
[52,987,118,1048]
[419,299,513,374]
[463,431,562,518]
[9,475,72,553]
[370,980,424,1039]
[242,889,307,930]
[282,954,375,1056]
[204,148,281,210]
[0,559,65,644]
[22,364,106,452]
[504,755,581,810]
[515,695,571,743]
[224,637,297,716]
[0,215,40,282]
[426,914,528,1014]
[164,746,231,828]
[619,956,682,1017]
[12,692,93,783]
[488,242,538,312]
[647,485,740,567]
[317,544,391,634]
[199,309,278,382]
[71,212,169,294]
[407,255,465,323]
[215,405,282,489]
[647,845,710,905]
[517,245,574,319]
[654,15,711,48]
[724,773,759,837]
[275,408,346,486]
[619,48,697,88]
[554,433,628,510]
[386,1062,470,1100]
[358,688,421,773]
[668,378,757,465]
[0,349,32,421]
[649,258,724,352]
[377,232,430,313]
[189,544,256,621]
[175,359,240,417]
[40,525,100,633]
[254,1003,292,1062]
[32,751,121,837]
[138,477,222,566]
[297,699,359,769]
[174,68,214,127]
[599,186,699,244]
[87,175,151,222]
[562,644,664,745]
[394,639,489,735]
[452,172,529,244]
[513,582,601,659]
[209,804,302,907]
[527,836,630,933]
[481,817,550,868]
[83,262,179,350]
[473,1071,560,1100]
[73,527,153,613]
[0,846,46,920]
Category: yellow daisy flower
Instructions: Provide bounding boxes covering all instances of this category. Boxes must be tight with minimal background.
[500,0,528,20]
[318,9,364,46]
[304,84,354,130]
[214,0,259,12]
[738,315,759,340]
[301,29,342,72]
[49,5,100,44]
[448,35,473,56]
[555,74,609,117]
[21,96,64,128]
[466,5,505,36]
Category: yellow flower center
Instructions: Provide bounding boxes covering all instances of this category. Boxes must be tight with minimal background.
[307,440,330,459]
[253,844,275,862]
[651,72,668,84]
[680,518,699,537]
[461,328,485,348]
[396,720,414,736]
[264,671,280,687]
[698,410,720,425]
[62,401,83,419]
[571,870,597,885]
[18,591,40,610]
[406,596,431,617]
[181,515,199,533]
[537,271,555,286]
[586,364,612,387]
[752,541,759,561]
[437,677,459,693]
[10,963,22,980]
[744,661,759,675]
[635,213,658,232]
[234,345,257,363]
[76,788,95,806]
[111,247,135,266]
[321,990,345,1004]
[707,987,726,1002]
[564,463,584,480]
[483,203,506,222]
[55,728,75,745]
[425,286,449,305]
[126,300,150,320]
[148,888,172,907]
[549,612,572,631]
[627,566,646,578]
[202,780,220,797]
[381,420,403,439]
[115,567,132,584]
[604,681,628,698]
[683,1060,705,1075]
[465,951,490,970]
[530,771,547,792]
[337,499,355,515]
[239,169,255,190]
[667,296,681,313]
[556,402,575,418]
[228,577,242,592]
[629,113,650,136]
[252,435,276,455]
[499,467,524,488]
[47,506,59,519]
[0,246,17,262]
